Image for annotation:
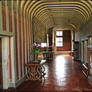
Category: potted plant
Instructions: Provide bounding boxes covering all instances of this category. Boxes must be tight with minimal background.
[31,42,41,64]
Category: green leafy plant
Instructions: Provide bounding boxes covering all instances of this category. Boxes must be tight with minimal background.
[31,48,41,55]
[31,42,41,62]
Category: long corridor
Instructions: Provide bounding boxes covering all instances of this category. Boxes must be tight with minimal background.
[11,55,92,92]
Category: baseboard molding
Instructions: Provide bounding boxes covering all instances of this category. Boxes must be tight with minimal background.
[9,75,26,88]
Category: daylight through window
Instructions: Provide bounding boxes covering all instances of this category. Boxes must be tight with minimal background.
[56,31,63,47]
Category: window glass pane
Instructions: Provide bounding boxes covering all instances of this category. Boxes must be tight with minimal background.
[59,43,63,46]
[59,31,63,36]
[56,43,60,46]
[59,38,63,41]
[56,37,63,47]
[56,38,63,41]
[56,31,63,36]
[56,38,59,42]
[56,42,63,47]
[56,31,59,36]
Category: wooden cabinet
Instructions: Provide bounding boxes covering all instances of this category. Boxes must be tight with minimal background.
[73,41,80,61]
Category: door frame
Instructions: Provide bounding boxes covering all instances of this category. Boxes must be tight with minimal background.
[0,38,3,89]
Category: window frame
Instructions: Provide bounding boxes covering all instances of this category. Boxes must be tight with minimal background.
[56,31,63,47]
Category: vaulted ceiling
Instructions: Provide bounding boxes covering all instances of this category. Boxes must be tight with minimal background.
[19,0,92,30]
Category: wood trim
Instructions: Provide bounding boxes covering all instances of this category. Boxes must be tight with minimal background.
[28,19,30,50]
[82,41,85,61]
[9,8,13,32]
[2,2,7,31]
[9,38,12,82]
[23,14,25,65]
[19,12,23,78]
[14,11,19,80]
[0,38,3,88]
[29,21,31,51]
[26,18,28,63]
[87,40,88,62]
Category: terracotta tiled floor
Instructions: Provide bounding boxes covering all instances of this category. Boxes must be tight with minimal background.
[9,55,92,92]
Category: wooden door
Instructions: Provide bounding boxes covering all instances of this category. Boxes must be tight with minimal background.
[0,38,2,89]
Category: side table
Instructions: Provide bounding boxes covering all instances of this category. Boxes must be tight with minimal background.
[25,60,46,80]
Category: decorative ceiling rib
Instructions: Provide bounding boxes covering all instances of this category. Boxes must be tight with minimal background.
[19,0,92,30]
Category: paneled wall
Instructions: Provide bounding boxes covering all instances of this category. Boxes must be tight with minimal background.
[0,1,32,89]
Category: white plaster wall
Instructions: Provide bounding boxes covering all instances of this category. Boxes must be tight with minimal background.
[2,37,9,89]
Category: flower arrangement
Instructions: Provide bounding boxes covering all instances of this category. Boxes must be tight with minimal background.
[31,42,41,62]
[31,42,41,54]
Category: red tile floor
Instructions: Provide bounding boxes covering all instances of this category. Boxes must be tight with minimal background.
[9,55,92,92]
